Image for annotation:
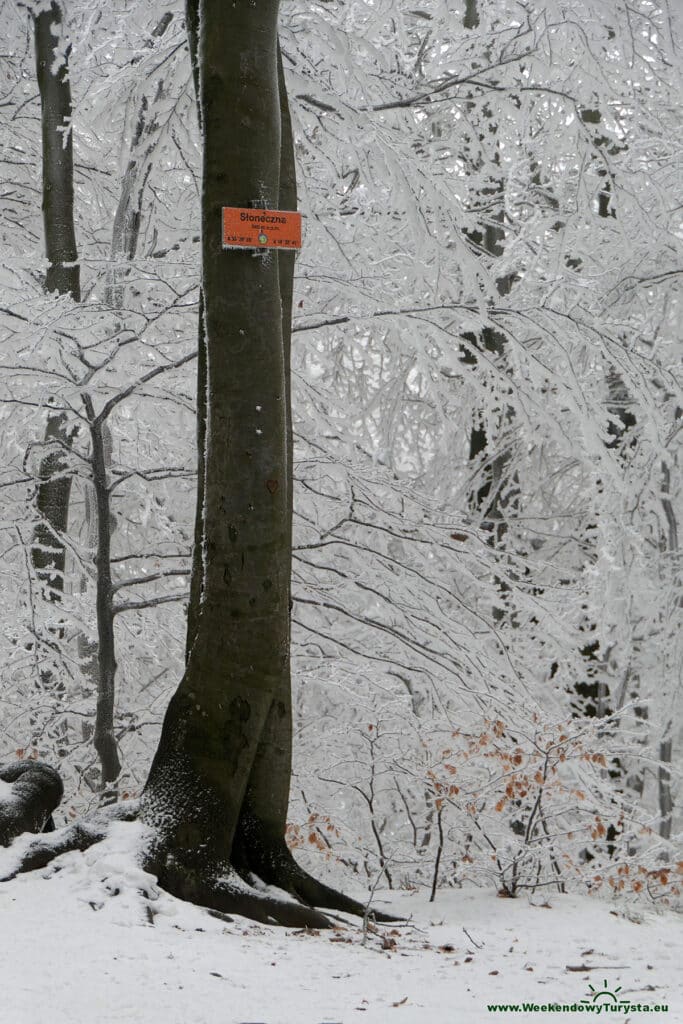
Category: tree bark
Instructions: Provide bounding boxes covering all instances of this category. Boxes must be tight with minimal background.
[32,412,76,601]
[81,396,122,792]
[141,0,306,918]
[106,13,174,308]
[31,2,80,602]
[229,41,296,878]
[658,727,673,842]
[229,54,380,918]
[35,2,80,302]
[140,1,395,926]
[185,294,206,661]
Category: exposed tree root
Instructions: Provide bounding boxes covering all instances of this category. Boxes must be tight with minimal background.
[0,821,102,880]
[150,854,334,928]
[0,800,139,880]
[232,832,400,923]
[1,800,394,930]
[0,759,397,929]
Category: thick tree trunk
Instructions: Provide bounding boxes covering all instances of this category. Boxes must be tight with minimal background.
[140,2,394,927]
[141,0,306,920]
[230,41,296,881]
[229,54,377,918]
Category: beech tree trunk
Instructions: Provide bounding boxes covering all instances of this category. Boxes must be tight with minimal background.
[32,2,80,601]
[140,0,392,927]
[140,0,316,923]
[81,396,122,791]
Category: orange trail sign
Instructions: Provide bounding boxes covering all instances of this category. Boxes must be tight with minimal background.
[222,207,302,250]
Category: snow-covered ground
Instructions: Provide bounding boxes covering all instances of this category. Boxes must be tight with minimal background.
[1,823,681,1024]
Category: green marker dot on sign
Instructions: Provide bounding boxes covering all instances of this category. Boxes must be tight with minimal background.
[258,232,268,244]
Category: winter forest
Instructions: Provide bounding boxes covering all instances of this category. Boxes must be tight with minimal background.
[1,0,682,1004]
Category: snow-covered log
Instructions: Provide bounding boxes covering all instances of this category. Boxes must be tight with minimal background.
[0,762,64,847]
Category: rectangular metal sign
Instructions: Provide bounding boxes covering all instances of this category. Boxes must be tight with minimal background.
[222,207,302,250]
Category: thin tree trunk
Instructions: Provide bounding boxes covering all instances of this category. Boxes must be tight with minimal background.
[33,413,76,602]
[106,13,174,308]
[462,1,517,621]
[463,0,479,30]
[82,396,121,793]
[658,727,673,842]
[35,2,80,302]
[31,2,80,602]
[78,20,174,788]
[658,460,678,840]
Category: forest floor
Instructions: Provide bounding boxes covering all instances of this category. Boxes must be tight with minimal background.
[0,822,681,1024]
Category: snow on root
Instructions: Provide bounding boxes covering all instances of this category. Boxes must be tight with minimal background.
[56,820,162,923]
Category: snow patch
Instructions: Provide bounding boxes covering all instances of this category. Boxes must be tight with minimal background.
[0,779,16,803]
[0,878,680,1024]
